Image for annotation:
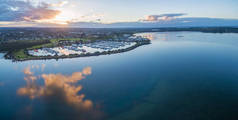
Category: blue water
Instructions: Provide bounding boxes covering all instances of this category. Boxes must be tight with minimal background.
[1,32,238,120]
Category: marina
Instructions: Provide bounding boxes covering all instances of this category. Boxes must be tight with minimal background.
[28,41,137,56]
[26,36,150,58]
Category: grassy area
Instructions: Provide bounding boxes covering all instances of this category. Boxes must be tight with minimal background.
[30,43,54,49]
[12,49,31,60]
[29,38,91,49]
[50,38,83,42]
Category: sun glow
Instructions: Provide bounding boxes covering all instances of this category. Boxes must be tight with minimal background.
[34,1,79,25]
[49,9,78,25]
[25,1,105,25]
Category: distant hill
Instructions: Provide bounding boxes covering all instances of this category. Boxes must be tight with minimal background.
[69,17,238,28]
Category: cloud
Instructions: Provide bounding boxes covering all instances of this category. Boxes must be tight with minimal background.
[18,66,93,107]
[41,64,46,71]
[23,66,34,76]
[41,72,92,108]
[142,13,187,21]
[68,17,238,28]
[42,72,85,85]
[20,66,40,99]
[18,66,103,119]
[78,13,105,22]
[82,67,92,75]
[1,10,238,28]
[0,0,60,22]
[49,1,68,7]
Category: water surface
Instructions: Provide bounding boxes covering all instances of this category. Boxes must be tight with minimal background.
[1,32,238,120]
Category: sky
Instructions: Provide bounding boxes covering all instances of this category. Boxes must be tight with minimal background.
[0,0,238,27]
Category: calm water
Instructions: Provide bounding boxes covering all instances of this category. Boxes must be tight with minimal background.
[1,32,238,120]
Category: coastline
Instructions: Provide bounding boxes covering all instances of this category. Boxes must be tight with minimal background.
[5,41,150,62]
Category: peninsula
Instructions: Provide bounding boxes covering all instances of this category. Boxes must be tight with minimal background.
[1,30,150,61]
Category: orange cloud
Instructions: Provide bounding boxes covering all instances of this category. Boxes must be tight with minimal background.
[18,66,104,119]
[41,64,46,71]
[19,66,42,99]
[23,8,61,22]
[50,1,69,7]
[1,0,61,22]
[18,66,93,109]
[142,13,186,21]
[42,72,85,84]
[83,67,92,75]
[23,66,34,75]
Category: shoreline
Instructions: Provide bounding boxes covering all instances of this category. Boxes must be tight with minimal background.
[5,41,150,62]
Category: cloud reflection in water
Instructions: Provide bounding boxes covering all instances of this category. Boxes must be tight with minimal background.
[17,66,103,120]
